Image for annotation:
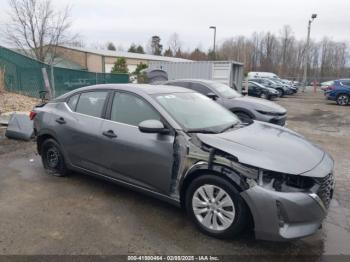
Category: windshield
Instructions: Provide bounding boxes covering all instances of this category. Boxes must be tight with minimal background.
[155,92,239,132]
[208,82,242,98]
[248,81,266,89]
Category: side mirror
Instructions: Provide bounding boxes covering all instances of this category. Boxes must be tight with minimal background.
[138,119,169,134]
[207,92,218,100]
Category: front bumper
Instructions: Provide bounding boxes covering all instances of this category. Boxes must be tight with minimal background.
[325,94,336,101]
[241,186,328,241]
[285,89,294,95]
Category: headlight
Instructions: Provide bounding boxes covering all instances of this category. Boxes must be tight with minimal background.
[256,110,282,116]
[258,170,316,192]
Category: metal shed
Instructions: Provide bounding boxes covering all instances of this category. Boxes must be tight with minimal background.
[148,60,244,92]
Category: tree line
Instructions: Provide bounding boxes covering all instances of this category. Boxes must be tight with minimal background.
[108,27,349,81]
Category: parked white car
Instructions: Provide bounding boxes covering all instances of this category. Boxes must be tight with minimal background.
[248,72,279,79]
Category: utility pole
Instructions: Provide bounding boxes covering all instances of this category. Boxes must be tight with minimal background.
[302,14,317,92]
[209,26,216,60]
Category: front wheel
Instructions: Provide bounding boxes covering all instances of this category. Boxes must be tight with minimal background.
[234,112,252,124]
[260,92,268,99]
[185,175,248,239]
[41,139,69,177]
[276,88,284,97]
[336,94,349,106]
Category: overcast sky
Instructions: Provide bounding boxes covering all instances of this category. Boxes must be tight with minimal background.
[0,0,349,51]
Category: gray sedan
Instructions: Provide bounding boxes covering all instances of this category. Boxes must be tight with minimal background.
[32,84,334,241]
[164,79,287,126]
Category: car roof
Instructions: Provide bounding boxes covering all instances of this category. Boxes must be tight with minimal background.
[166,79,222,85]
[54,83,191,100]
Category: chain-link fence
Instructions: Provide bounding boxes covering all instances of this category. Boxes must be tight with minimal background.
[0,46,129,98]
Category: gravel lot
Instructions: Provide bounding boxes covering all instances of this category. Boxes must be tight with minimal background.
[0,89,349,256]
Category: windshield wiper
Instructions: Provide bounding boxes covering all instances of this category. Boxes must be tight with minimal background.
[187,129,218,134]
[219,122,238,133]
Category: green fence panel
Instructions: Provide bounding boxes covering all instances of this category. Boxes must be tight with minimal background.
[0,46,129,98]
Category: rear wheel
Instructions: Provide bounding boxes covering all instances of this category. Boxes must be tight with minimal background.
[41,139,69,177]
[185,175,248,239]
[336,94,349,106]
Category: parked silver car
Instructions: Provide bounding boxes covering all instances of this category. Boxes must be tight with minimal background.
[32,84,334,241]
[164,79,287,126]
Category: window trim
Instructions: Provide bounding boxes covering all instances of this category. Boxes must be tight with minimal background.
[65,89,112,119]
[67,93,80,111]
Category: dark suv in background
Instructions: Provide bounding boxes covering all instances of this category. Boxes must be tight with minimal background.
[246,81,279,100]
[250,78,294,97]
[164,79,287,126]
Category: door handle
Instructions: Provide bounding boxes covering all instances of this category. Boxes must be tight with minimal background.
[102,130,117,138]
[55,117,66,124]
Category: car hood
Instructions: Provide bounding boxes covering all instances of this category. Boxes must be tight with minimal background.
[197,121,327,176]
[229,96,286,114]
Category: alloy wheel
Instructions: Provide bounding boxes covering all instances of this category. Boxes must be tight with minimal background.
[337,95,349,106]
[260,93,268,99]
[192,184,236,231]
[277,89,283,97]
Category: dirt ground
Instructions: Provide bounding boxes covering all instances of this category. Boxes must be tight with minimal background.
[0,91,39,114]
[0,89,349,257]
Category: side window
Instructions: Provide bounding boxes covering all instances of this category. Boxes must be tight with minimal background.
[341,81,350,86]
[67,94,80,111]
[75,91,108,118]
[111,92,161,126]
[189,83,212,95]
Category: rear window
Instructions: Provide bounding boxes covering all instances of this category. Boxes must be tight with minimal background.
[75,91,108,118]
[67,94,80,111]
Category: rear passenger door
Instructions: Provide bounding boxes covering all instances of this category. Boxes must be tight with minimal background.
[99,91,175,194]
[58,90,110,172]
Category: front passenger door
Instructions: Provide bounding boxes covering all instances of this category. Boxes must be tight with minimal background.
[99,92,175,194]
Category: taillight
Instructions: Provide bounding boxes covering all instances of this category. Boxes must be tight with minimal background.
[328,86,336,90]
[29,111,37,120]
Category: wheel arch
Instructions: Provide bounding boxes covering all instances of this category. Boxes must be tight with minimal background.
[36,130,60,155]
[336,92,349,99]
[230,108,255,119]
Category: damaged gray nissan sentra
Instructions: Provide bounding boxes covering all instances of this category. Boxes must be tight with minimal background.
[32,84,335,241]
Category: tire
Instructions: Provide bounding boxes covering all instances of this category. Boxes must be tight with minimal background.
[336,94,349,106]
[259,93,268,99]
[41,138,69,177]
[276,88,284,97]
[185,175,248,239]
[234,111,252,124]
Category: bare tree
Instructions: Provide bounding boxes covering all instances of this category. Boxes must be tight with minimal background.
[4,0,75,63]
[167,33,182,56]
